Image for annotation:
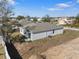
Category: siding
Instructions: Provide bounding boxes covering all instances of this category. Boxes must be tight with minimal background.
[31,29,63,41]
[47,31,53,36]
[20,27,28,36]
[20,27,24,35]
[20,27,63,41]
[31,32,47,41]
[53,29,63,36]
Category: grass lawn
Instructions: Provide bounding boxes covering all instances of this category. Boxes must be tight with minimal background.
[0,45,5,59]
[64,24,79,28]
[14,30,79,59]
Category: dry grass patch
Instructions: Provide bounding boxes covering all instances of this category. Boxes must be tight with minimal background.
[0,45,5,59]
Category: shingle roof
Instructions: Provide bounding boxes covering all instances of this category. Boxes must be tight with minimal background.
[25,22,63,33]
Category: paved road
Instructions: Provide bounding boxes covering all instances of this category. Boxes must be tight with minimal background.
[42,38,79,59]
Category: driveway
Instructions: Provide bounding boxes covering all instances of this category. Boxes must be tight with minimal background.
[42,38,79,59]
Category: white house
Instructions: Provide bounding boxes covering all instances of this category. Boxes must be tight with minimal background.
[20,23,63,41]
[37,18,42,21]
[58,17,75,25]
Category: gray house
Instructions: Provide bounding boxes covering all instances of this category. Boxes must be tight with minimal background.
[20,23,63,41]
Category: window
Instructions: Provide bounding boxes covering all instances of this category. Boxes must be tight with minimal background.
[24,32,26,34]
[53,30,54,34]
[27,29,30,32]
[28,33,31,38]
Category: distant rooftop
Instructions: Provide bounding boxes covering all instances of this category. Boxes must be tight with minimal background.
[19,19,32,26]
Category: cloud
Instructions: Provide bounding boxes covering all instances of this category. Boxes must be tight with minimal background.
[56,3,71,8]
[0,0,15,5]
[48,3,71,11]
[8,0,15,5]
[48,8,63,11]
[77,0,79,3]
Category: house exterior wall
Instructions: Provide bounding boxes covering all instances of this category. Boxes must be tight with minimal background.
[58,20,66,25]
[53,29,63,35]
[47,31,53,36]
[31,29,63,41]
[20,27,28,37]
[58,18,74,25]
[20,27,63,41]
[20,27,31,37]
[20,27,25,35]
[31,32,47,41]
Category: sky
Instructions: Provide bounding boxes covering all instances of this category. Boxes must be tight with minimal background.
[10,0,79,17]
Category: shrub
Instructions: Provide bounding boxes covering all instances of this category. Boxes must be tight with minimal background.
[10,32,25,42]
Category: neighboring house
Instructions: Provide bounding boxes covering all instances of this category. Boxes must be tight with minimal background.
[20,23,63,41]
[50,18,58,24]
[9,17,16,21]
[37,18,42,21]
[58,18,67,25]
[30,17,42,22]
[58,17,75,25]
[30,18,34,21]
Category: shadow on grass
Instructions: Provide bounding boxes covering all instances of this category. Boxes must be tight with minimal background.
[5,42,22,59]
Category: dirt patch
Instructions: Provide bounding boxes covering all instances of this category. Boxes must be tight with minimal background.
[42,38,79,59]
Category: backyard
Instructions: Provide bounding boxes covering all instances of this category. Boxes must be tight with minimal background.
[14,30,79,59]
[64,24,79,28]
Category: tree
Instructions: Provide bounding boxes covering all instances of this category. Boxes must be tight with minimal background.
[41,15,50,22]
[33,17,38,22]
[26,15,31,21]
[16,15,25,20]
[0,0,14,42]
[0,0,13,22]
[11,32,25,43]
